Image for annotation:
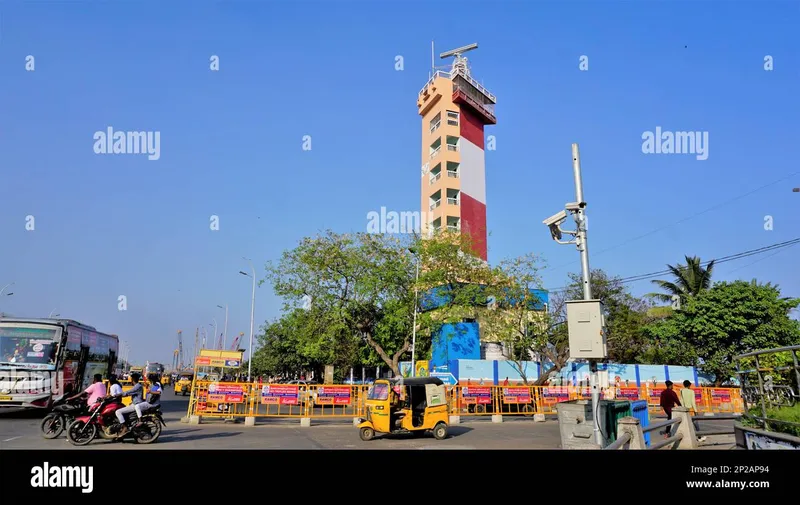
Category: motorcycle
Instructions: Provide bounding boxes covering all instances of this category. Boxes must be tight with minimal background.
[40,396,90,439]
[66,397,166,446]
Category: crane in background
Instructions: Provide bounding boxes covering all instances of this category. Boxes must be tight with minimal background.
[216,332,224,350]
[231,332,244,350]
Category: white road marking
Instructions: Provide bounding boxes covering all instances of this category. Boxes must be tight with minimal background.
[2,436,22,442]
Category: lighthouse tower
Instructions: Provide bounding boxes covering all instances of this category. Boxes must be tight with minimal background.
[417,43,496,261]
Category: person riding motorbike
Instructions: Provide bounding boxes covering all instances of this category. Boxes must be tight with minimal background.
[113,372,144,436]
[132,374,162,426]
[67,374,106,408]
[108,374,123,397]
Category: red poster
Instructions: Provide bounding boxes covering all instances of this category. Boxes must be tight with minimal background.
[542,387,570,402]
[711,389,731,402]
[618,387,640,399]
[316,386,351,405]
[207,384,244,403]
[462,386,492,404]
[260,385,299,405]
[502,387,531,404]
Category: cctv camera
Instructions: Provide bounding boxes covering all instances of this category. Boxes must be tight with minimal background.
[549,224,563,240]
[542,210,568,227]
[565,202,585,212]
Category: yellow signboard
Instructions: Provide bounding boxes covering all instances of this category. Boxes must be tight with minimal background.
[195,356,241,368]
[415,360,429,377]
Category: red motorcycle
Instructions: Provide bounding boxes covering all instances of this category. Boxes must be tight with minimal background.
[66,397,165,446]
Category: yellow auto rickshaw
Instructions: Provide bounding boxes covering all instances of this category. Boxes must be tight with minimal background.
[357,377,449,441]
[174,372,194,396]
[160,374,171,386]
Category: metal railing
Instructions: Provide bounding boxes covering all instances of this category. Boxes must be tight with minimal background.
[644,418,684,450]
[419,70,452,97]
[429,200,441,210]
[429,172,441,184]
[429,146,441,159]
[447,197,459,205]
[447,144,459,151]
[605,432,631,450]
[447,170,458,178]
[429,120,441,133]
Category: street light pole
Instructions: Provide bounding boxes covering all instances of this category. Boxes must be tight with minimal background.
[0,282,14,297]
[211,319,218,348]
[408,247,421,378]
[412,259,419,377]
[240,258,256,382]
[0,282,14,313]
[217,304,228,349]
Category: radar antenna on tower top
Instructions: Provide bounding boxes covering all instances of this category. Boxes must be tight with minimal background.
[440,43,478,77]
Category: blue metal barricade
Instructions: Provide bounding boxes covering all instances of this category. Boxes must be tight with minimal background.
[631,400,651,447]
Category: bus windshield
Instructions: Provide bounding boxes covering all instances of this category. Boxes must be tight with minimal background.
[0,326,60,370]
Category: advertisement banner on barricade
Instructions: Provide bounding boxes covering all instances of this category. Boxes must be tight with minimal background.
[502,387,531,404]
[316,386,351,405]
[260,384,299,405]
[617,387,640,399]
[207,383,244,403]
[542,386,570,402]
[462,386,492,404]
[710,388,731,402]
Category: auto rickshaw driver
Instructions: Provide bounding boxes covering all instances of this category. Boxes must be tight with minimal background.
[389,384,407,428]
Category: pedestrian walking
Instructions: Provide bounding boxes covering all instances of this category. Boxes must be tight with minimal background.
[659,380,681,438]
[679,380,707,442]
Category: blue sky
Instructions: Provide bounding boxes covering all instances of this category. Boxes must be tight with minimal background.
[0,0,798,365]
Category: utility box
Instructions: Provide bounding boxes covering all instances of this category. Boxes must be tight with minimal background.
[566,299,607,359]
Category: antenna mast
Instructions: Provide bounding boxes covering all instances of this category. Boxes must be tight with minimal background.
[440,42,478,77]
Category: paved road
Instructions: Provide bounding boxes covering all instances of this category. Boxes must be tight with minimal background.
[0,390,735,450]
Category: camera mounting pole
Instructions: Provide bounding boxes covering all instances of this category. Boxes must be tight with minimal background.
[571,144,602,447]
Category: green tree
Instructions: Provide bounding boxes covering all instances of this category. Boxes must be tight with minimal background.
[480,253,554,385]
[641,280,800,385]
[649,255,714,305]
[264,231,415,376]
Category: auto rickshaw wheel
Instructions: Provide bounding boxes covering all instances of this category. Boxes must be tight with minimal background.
[433,422,448,440]
[475,404,486,414]
[522,404,534,417]
[359,427,375,441]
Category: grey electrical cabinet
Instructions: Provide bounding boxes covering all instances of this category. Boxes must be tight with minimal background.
[566,299,607,359]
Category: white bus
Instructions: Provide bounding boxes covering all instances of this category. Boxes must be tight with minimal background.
[0,317,119,410]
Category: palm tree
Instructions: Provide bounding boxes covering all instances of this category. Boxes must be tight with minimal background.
[648,255,714,304]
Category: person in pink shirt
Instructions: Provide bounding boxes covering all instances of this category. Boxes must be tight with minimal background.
[68,374,107,408]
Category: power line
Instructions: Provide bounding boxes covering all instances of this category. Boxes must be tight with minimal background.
[725,242,799,275]
[545,237,800,293]
[545,170,800,273]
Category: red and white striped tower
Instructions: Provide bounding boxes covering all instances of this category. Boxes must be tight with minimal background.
[418,43,495,261]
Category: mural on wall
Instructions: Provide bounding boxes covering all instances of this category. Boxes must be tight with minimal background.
[497,360,539,383]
